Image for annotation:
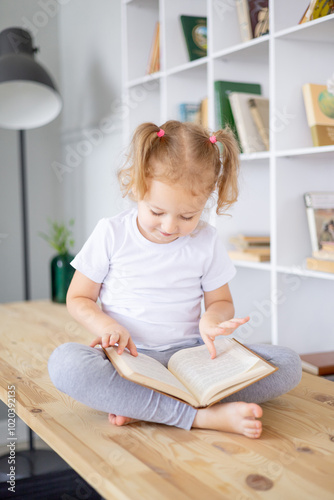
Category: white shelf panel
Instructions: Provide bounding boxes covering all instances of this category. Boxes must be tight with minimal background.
[126,72,162,89]
[166,57,208,76]
[275,145,334,159]
[212,35,269,62]
[274,14,334,42]
[240,151,271,162]
[277,265,334,281]
[232,260,271,271]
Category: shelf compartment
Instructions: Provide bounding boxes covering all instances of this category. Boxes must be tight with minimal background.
[164,0,207,71]
[124,0,159,82]
[165,63,207,122]
[217,161,270,249]
[229,267,272,345]
[276,272,334,353]
[275,156,334,268]
[274,37,334,151]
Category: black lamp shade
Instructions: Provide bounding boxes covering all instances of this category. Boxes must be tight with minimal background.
[0,28,62,130]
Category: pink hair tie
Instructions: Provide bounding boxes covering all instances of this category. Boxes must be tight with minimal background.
[157,128,165,138]
[209,135,217,144]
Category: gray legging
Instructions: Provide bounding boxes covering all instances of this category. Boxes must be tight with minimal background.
[48,341,302,430]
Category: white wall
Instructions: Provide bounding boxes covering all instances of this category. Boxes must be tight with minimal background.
[0,0,124,431]
[0,0,63,302]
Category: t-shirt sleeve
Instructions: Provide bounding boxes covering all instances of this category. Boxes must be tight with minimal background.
[71,219,111,284]
[201,230,236,292]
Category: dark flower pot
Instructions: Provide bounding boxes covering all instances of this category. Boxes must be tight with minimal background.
[51,253,75,303]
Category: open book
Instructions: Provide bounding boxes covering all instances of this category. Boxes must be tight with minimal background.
[103,338,277,409]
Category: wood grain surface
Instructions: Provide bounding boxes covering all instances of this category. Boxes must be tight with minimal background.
[0,301,333,499]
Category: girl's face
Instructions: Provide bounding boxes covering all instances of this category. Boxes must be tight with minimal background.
[137,180,207,244]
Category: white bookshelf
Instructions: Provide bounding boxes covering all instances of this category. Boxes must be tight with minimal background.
[121,0,334,353]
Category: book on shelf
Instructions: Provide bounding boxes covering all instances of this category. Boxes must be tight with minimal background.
[312,250,334,261]
[179,98,208,127]
[179,103,201,123]
[248,97,270,150]
[214,81,262,152]
[302,83,334,147]
[228,92,269,153]
[229,235,270,247]
[102,337,277,409]
[248,0,269,37]
[228,250,270,262]
[304,192,334,253]
[306,257,334,273]
[235,0,253,43]
[299,0,334,23]
[146,22,160,75]
[300,351,334,376]
[236,1,269,40]
[180,15,207,62]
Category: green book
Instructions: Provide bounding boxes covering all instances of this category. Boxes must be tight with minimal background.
[214,81,262,152]
[180,15,207,62]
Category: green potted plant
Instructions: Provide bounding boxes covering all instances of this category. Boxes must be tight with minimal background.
[39,219,75,303]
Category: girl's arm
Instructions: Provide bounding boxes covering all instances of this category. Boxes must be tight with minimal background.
[199,283,249,359]
[66,270,138,356]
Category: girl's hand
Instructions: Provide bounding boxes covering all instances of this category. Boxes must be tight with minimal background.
[90,326,138,357]
[199,316,250,359]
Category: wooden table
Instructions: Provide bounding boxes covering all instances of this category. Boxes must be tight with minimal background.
[0,301,334,500]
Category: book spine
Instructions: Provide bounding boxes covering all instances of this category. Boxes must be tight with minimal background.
[228,93,250,153]
[304,193,320,253]
[248,98,270,150]
[236,0,253,42]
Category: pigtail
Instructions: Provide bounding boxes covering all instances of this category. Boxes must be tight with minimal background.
[214,126,240,215]
[118,122,161,200]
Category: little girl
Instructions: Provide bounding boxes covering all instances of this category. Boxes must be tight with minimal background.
[48,121,302,438]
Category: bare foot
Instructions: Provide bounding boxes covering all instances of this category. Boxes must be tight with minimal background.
[108,414,138,426]
[192,401,263,439]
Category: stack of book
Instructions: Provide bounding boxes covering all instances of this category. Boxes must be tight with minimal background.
[214,80,269,154]
[236,0,269,43]
[146,22,160,75]
[228,235,270,262]
[304,192,334,274]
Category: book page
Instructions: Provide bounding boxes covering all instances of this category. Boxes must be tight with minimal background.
[168,338,262,406]
[104,347,197,406]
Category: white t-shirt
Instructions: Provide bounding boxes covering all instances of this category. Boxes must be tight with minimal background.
[71,208,236,350]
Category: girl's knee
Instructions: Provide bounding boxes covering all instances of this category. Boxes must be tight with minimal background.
[275,346,303,392]
[48,342,88,389]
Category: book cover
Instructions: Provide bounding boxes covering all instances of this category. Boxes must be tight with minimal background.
[236,0,253,42]
[247,0,269,37]
[248,97,270,150]
[304,192,334,253]
[311,0,334,19]
[214,81,262,151]
[228,92,268,153]
[103,337,277,408]
[180,15,207,62]
[146,22,160,75]
[300,351,334,375]
[302,83,334,147]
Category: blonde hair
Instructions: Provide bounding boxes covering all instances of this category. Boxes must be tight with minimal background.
[118,120,240,215]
